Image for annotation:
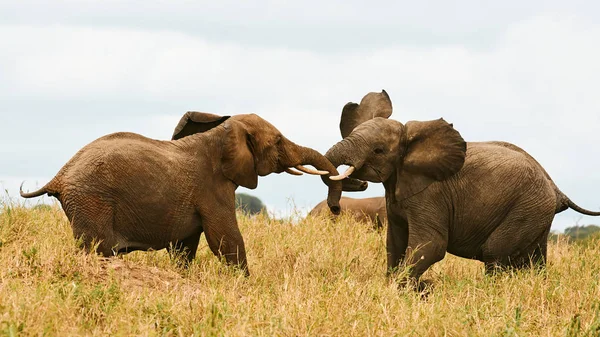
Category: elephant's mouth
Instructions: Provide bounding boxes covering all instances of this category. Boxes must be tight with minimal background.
[343,177,368,191]
[365,164,385,182]
[329,163,384,184]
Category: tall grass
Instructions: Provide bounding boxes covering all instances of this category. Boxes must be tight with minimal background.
[1,202,599,336]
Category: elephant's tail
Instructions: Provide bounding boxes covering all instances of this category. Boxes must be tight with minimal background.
[567,198,600,216]
[20,181,53,198]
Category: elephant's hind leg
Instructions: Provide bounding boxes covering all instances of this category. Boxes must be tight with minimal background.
[65,196,118,257]
[72,226,117,257]
[481,207,553,273]
[511,226,551,270]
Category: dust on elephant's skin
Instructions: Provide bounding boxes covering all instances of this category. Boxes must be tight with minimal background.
[20,112,346,275]
[324,90,600,287]
[309,196,386,229]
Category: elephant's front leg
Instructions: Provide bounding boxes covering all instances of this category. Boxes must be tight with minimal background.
[168,230,202,264]
[201,210,249,276]
[386,214,409,275]
[401,222,448,288]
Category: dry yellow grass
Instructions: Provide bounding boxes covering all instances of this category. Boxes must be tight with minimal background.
[1,202,600,336]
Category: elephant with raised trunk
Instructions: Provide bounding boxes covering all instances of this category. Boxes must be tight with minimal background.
[20,112,365,275]
[309,196,387,228]
[323,90,600,286]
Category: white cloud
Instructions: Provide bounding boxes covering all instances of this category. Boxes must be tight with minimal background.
[1,13,600,231]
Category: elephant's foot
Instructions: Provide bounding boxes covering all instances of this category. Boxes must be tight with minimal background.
[484,252,548,276]
[484,262,507,276]
[396,277,435,297]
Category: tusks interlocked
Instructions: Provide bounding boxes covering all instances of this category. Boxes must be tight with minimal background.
[285,165,329,176]
[329,166,355,181]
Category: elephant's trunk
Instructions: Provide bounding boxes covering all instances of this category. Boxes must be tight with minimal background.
[325,139,351,168]
[321,138,368,213]
[283,139,343,215]
[324,137,367,171]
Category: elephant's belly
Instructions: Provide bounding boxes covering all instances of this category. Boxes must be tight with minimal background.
[113,208,201,251]
[446,228,493,261]
[446,244,484,261]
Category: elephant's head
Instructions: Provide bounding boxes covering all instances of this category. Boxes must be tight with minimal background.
[324,90,466,206]
[172,111,366,214]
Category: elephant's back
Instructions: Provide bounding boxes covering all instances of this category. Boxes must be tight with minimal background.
[458,141,556,195]
[309,199,330,216]
[309,197,384,223]
[54,132,198,209]
[463,142,549,177]
[340,197,384,224]
[63,133,180,175]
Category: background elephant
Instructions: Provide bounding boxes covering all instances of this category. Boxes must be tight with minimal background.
[20,112,351,275]
[323,90,600,285]
[309,196,387,228]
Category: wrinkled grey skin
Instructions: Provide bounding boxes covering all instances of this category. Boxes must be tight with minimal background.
[20,112,357,276]
[324,90,600,286]
[309,196,387,229]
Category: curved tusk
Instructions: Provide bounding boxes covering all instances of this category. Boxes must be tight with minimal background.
[329,166,355,181]
[294,165,329,175]
[285,168,304,176]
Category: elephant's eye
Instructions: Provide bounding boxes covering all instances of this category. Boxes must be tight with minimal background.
[374,148,384,154]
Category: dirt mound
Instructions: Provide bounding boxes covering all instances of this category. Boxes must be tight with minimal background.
[97,258,185,291]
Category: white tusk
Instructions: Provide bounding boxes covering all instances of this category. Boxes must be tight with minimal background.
[329,166,355,181]
[295,165,329,175]
[285,168,304,176]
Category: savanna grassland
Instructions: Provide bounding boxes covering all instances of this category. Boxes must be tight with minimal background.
[1,201,600,336]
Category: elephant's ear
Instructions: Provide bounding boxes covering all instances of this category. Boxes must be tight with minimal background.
[172,111,230,140]
[340,90,393,138]
[221,120,258,189]
[396,118,466,199]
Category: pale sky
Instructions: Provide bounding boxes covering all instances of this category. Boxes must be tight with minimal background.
[1,1,600,231]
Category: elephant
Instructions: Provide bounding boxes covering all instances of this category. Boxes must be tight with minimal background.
[309,196,387,228]
[20,112,366,275]
[322,90,600,286]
